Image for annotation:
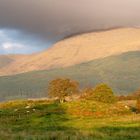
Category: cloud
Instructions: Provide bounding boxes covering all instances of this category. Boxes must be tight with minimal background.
[1,42,27,54]
[2,42,24,50]
[0,0,140,43]
[0,31,6,38]
[1,41,44,54]
[0,0,140,54]
[0,29,51,54]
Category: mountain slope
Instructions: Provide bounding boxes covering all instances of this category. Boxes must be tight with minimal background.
[1,28,140,75]
[0,55,26,69]
[0,55,14,68]
[0,51,140,101]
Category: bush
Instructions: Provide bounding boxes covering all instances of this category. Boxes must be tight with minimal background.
[136,99,140,113]
[132,88,140,100]
[91,84,116,103]
[81,87,94,99]
[117,95,135,101]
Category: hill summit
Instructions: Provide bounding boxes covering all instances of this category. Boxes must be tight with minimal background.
[0,28,140,76]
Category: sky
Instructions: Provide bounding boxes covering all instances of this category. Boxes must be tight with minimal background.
[0,29,52,54]
[0,0,140,54]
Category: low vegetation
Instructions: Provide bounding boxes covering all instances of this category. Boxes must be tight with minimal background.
[0,78,140,139]
[136,99,140,113]
[84,84,116,103]
[0,99,139,140]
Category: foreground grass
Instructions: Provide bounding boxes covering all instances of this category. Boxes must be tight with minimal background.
[0,99,140,140]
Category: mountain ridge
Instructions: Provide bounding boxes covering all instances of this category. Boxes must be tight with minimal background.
[0,28,140,76]
[0,51,139,101]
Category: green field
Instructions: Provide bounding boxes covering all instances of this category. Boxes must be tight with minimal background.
[0,99,139,140]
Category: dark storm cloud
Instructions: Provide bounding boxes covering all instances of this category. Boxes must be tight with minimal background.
[0,0,140,42]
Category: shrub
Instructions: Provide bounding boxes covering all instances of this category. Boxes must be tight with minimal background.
[131,89,140,100]
[81,87,94,99]
[136,99,140,113]
[117,95,135,101]
[91,84,116,103]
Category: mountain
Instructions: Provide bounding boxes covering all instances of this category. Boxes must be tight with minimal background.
[0,55,14,68]
[0,51,140,101]
[0,55,27,68]
[1,28,140,76]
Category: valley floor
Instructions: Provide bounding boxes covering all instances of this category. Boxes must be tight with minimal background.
[0,99,140,140]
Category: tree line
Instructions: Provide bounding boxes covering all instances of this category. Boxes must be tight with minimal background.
[48,78,140,112]
[48,78,116,104]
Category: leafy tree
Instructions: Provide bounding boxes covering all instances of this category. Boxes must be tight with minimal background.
[48,78,79,103]
[92,84,116,103]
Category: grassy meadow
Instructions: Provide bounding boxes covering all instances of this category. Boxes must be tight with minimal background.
[0,99,140,140]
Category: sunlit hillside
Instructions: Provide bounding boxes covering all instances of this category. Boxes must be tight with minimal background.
[0,51,140,101]
[1,28,140,76]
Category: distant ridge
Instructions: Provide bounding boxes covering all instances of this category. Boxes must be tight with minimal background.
[62,26,123,40]
[0,28,140,76]
[0,51,140,101]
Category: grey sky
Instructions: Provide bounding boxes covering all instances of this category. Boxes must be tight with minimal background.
[0,0,140,54]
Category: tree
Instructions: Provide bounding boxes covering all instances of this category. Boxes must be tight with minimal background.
[48,78,79,103]
[92,84,116,103]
